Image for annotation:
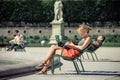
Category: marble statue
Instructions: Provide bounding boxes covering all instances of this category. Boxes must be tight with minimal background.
[54,0,63,22]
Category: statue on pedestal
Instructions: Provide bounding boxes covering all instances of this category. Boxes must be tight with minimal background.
[53,0,63,22]
[49,0,64,44]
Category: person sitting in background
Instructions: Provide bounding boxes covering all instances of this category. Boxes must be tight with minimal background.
[88,35,105,51]
[7,30,24,51]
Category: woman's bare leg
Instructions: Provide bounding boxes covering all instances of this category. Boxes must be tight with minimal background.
[36,45,62,75]
[37,45,62,66]
[42,45,61,63]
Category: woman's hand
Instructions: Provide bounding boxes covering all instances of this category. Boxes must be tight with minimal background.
[65,41,82,50]
[65,41,75,47]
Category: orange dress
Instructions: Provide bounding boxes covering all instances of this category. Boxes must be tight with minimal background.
[62,48,80,59]
[61,38,88,59]
[62,39,89,59]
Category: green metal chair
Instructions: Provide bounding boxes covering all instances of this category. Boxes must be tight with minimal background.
[82,41,104,61]
[84,49,99,61]
[51,46,85,74]
[14,44,26,52]
[14,38,29,52]
[51,35,87,74]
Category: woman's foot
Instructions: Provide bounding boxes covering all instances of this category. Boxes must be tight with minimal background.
[36,70,47,75]
[35,63,46,69]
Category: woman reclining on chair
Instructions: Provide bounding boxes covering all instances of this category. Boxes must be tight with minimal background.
[88,35,105,51]
[36,24,92,75]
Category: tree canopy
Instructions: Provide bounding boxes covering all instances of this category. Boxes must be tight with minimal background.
[0,0,120,23]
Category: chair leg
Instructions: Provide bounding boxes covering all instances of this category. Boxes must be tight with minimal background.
[86,52,90,59]
[51,55,81,74]
[51,56,54,74]
[81,55,85,60]
[51,55,62,74]
[77,58,85,72]
[20,45,26,52]
[90,53,95,61]
[20,47,26,52]
[72,61,80,74]
[93,52,99,61]
[58,56,61,71]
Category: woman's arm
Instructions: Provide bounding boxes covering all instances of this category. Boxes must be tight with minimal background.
[65,37,91,50]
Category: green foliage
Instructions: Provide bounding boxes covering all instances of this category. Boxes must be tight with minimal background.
[0,0,119,22]
[42,36,49,42]
[103,42,120,47]
[29,39,36,43]
[105,34,120,43]
[3,36,13,42]
[34,35,40,40]
[29,36,33,39]
[92,35,98,40]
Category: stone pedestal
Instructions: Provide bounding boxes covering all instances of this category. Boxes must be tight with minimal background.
[49,21,64,44]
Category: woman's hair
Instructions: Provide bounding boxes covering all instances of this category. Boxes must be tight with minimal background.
[76,24,91,33]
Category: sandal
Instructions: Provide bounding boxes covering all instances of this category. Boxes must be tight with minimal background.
[35,63,46,69]
[36,70,47,75]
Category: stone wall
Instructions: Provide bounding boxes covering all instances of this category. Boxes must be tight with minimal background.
[0,27,51,37]
[65,27,120,37]
[0,27,120,38]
